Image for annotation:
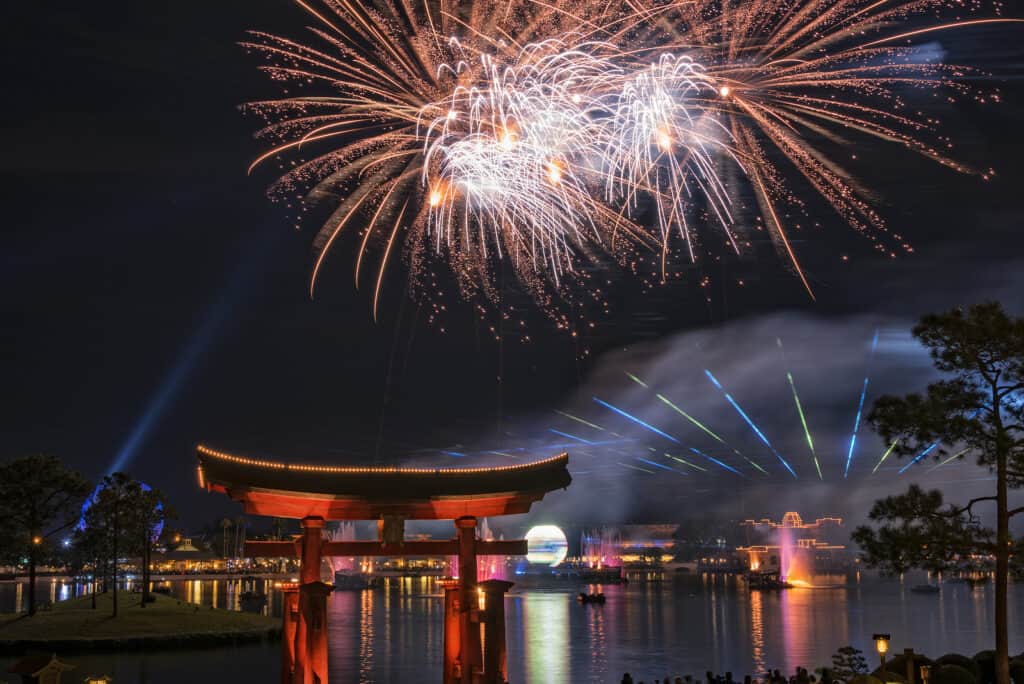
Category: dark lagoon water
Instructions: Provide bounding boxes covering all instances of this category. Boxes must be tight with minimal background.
[3,572,1023,683]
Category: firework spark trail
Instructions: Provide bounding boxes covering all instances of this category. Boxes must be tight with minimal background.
[777,338,820,479]
[246,0,1020,316]
[844,329,878,478]
[927,447,970,472]
[871,439,899,473]
[593,397,680,443]
[689,446,745,476]
[704,370,798,478]
[655,392,768,474]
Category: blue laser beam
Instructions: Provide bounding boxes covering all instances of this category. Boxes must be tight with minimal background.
[548,429,595,445]
[689,447,744,477]
[899,443,938,473]
[637,457,686,474]
[593,397,680,443]
[844,377,869,478]
[704,371,797,478]
[844,329,880,478]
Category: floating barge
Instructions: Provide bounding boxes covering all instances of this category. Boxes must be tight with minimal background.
[745,570,793,590]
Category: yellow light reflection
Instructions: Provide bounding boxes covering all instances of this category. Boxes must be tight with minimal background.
[750,587,765,673]
[523,594,569,682]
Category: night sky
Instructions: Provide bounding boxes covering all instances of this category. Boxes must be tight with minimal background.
[3,2,1024,532]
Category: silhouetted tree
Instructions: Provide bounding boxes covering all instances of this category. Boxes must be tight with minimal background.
[82,473,166,616]
[221,518,233,559]
[128,485,171,607]
[853,302,1024,684]
[0,455,90,616]
[830,646,869,683]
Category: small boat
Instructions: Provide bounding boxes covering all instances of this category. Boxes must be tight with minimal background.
[911,584,940,594]
[746,570,793,590]
[577,592,606,604]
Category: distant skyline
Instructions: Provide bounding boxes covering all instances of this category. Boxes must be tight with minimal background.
[3,2,1023,528]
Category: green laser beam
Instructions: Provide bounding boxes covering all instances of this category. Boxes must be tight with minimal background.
[656,393,768,474]
[554,410,605,431]
[617,461,655,474]
[872,439,900,473]
[787,372,822,480]
[626,372,649,388]
[927,447,970,472]
[667,453,708,472]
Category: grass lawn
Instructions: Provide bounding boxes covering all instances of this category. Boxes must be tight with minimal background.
[0,593,278,642]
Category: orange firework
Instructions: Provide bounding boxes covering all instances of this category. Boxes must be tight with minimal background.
[243,0,1020,317]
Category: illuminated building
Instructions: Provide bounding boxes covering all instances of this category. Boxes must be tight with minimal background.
[154,537,225,574]
[737,512,849,574]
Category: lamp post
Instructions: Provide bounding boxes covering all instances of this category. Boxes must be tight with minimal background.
[873,634,891,680]
[920,665,932,684]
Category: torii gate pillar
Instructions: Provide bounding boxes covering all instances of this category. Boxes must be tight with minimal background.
[293,517,332,684]
[280,582,300,684]
[479,579,514,684]
[439,578,463,684]
[455,516,483,682]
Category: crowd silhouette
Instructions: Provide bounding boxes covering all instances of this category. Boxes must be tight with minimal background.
[621,666,819,684]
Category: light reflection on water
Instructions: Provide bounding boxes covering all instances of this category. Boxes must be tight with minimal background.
[750,588,765,673]
[2,573,1023,683]
[517,591,569,682]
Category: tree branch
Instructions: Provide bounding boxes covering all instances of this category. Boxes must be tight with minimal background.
[997,382,1024,397]
[952,496,998,516]
[1008,506,1024,518]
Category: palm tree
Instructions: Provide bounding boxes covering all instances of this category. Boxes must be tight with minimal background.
[235,516,246,559]
[220,518,232,559]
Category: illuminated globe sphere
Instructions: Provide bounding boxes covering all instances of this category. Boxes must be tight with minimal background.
[525,525,568,566]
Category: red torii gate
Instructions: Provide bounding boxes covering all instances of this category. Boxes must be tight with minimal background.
[196,445,571,684]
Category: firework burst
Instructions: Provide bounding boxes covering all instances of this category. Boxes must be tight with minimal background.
[243,0,1020,318]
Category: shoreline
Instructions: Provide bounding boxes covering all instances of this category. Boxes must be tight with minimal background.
[0,593,280,656]
[0,626,281,656]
